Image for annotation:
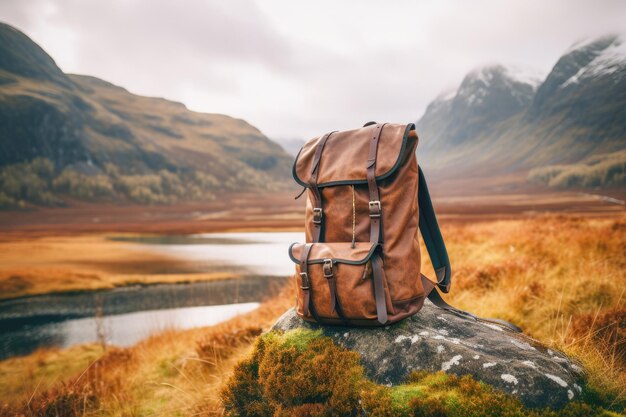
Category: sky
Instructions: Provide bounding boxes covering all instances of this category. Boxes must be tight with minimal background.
[1,0,625,142]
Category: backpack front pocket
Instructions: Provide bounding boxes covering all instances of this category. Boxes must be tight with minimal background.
[289,242,393,324]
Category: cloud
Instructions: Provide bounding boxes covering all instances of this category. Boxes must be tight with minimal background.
[1,0,625,140]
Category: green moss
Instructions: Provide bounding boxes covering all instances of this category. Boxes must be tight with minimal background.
[221,330,625,417]
[389,385,425,414]
[278,329,324,351]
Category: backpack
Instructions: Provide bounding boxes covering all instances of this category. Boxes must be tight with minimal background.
[289,122,521,330]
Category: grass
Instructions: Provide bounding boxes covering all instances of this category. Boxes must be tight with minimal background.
[0,214,624,415]
[0,344,105,406]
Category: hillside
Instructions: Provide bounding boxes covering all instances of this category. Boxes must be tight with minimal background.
[0,23,293,208]
[417,34,626,192]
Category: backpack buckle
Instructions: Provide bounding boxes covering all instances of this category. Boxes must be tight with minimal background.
[323,258,333,278]
[369,200,382,218]
[299,272,310,290]
[312,207,323,224]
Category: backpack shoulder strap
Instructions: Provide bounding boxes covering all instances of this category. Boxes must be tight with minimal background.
[418,166,451,292]
[418,166,522,333]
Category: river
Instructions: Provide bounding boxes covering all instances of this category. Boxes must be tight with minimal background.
[0,232,302,360]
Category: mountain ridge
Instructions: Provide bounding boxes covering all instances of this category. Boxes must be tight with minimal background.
[0,22,293,208]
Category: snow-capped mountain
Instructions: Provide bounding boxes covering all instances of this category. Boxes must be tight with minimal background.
[548,35,624,90]
[529,34,626,122]
[416,34,626,190]
[418,65,542,153]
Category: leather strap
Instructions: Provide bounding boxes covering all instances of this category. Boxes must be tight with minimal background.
[323,259,337,313]
[310,132,334,243]
[420,275,522,332]
[366,123,386,244]
[299,243,313,317]
[371,252,389,325]
[298,243,324,324]
[323,259,350,324]
[299,243,323,324]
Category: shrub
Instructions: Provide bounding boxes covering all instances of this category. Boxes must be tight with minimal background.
[528,150,626,188]
[0,157,58,206]
[221,329,364,416]
[53,169,115,199]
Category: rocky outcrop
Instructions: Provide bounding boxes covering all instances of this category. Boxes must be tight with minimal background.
[272,301,585,409]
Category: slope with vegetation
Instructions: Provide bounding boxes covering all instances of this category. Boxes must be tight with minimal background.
[0,22,293,208]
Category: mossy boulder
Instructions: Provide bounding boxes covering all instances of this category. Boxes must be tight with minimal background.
[270,302,585,409]
[221,328,614,417]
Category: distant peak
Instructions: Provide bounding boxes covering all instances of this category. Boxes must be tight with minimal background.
[565,33,623,54]
[502,65,544,87]
[465,64,543,88]
[465,64,505,83]
[558,34,626,88]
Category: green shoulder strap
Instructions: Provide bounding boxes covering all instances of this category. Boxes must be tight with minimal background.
[418,166,522,333]
[418,166,451,292]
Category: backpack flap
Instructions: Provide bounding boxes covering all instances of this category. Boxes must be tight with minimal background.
[289,241,379,264]
[292,123,418,188]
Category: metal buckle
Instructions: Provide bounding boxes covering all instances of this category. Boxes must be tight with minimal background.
[300,272,310,290]
[323,258,333,278]
[368,200,382,218]
[312,207,323,224]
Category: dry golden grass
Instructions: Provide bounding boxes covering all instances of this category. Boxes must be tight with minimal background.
[0,214,624,415]
[0,234,238,300]
[0,344,105,406]
[0,283,296,416]
[432,215,626,403]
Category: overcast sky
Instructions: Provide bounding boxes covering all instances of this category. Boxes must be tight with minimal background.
[1,0,625,141]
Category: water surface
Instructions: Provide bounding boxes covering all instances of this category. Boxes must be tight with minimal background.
[121,231,303,276]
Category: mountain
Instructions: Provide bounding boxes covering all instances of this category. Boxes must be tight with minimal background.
[417,34,626,192]
[0,23,293,208]
[418,65,541,153]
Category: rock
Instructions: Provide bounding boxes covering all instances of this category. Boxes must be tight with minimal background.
[271,302,585,409]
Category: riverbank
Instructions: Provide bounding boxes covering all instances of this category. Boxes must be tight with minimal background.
[0,234,241,300]
[1,214,625,415]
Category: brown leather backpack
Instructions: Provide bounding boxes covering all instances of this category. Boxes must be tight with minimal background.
[289,122,521,330]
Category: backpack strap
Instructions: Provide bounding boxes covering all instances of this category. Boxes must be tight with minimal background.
[418,167,522,333]
[323,259,350,324]
[371,251,389,325]
[309,132,334,243]
[299,243,322,322]
[418,166,451,292]
[366,123,386,244]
